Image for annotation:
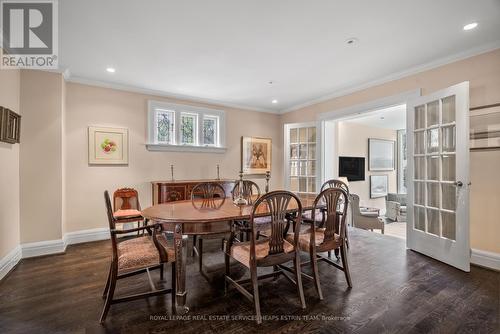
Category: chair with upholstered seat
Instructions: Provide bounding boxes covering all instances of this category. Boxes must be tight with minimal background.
[113,188,145,235]
[190,182,228,273]
[287,187,352,300]
[232,180,270,241]
[350,194,385,234]
[224,191,306,324]
[100,191,176,323]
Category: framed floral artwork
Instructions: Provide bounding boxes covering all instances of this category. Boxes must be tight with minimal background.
[241,136,272,175]
[88,126,128,165]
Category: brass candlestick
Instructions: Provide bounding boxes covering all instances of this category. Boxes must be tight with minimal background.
[170,165,174,181]
[233,171,248,205]
[216,164,220,180]
[265,171,271,193]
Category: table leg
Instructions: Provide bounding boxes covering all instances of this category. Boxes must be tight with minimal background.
[174,223,189,314]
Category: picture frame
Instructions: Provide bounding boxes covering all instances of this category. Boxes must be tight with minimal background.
[88,126,129,165]
[470,104,500,151]
[368,138,395,171]
[0,107,21,144]
[241,136,272,175]
[370,174,388,198]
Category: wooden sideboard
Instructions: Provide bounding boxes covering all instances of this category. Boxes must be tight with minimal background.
[152,179,236,204]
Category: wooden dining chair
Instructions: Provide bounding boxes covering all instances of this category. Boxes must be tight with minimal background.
[286,187,352,300]
[101,191,176,323]
[190,182,228,273]
[224,191,306,324]
[231,180,268,241]
[113,188,145,235]
[231,180,261,205]
[307,179,351,257]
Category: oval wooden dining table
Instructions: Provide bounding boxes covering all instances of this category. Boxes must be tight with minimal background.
[141,193,318,313]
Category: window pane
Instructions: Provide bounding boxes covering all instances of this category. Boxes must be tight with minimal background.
[308,127,316,142]
[157,110,175,144]
[441,211,456,240]
[290,128,298,143]
[299,144,307,159]
[414,206,425,231]
[415,105,425,129]
[299,177,307,192]
[426,128,439,153]
[181,114,197,144]
[290,161,298,176]
[426,101,439,127]
[203,117,217,145]
[414,181,425,205]
[299,128,307,143]
[308,144,316,159]
[290,145,298,159]
[427,208,440,236]
[427,156,440,181]
[427,183,440,208]
[442,155,455,181]
[442,95,455,124]
[308,177,316,193]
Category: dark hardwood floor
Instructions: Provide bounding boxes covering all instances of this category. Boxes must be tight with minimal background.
[0,228,498,334]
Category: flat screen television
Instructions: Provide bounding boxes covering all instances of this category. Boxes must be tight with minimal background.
[339,156,365,181]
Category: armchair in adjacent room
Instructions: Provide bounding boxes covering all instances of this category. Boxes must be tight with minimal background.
[385,193,407,222]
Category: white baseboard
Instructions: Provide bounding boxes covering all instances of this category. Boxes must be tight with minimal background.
[0,245,22,281]
[21,239,66,258]
[471,249,500,271]
[63,228,110,246]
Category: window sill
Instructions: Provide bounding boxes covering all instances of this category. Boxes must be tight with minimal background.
[146,143,227,153]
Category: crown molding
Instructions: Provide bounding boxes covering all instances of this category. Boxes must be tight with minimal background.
[281,41,500,114]
[65,76,280,115]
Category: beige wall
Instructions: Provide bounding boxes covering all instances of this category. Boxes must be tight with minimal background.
[337,121,397,211]
[64,82,283,233]
[0,69,21,259]
[282,49,500,254]
[20,70,64,243]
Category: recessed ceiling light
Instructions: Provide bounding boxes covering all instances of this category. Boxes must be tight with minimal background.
[345,37,358,45]
[272,99,278,104]
[463,22,478,31]
[380,117,385,120]
[106,67,116,73]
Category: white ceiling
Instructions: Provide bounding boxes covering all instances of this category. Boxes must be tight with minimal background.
[343,104,407,130]
[60,0,500,113]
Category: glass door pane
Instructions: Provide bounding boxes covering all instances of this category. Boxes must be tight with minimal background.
[412,95,458,241]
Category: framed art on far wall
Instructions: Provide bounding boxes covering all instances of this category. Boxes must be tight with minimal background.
[88,126,129,165]
[370,174,388,198]
[0,107,21,144]
[241,136,272,175]
[369,138,395,171]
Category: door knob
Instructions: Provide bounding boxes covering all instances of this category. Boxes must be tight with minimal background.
[454,181,464,187]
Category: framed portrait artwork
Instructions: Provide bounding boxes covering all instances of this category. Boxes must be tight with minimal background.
[88,126,129,165]
[0,107,21,144]
[370,174,388,198]
[241,136,272,175]
[368,138,395,171]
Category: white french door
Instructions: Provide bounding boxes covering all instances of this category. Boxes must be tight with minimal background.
[406,82,470,272]
[284,122,321,194]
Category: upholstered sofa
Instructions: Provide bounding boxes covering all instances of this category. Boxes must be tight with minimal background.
[385,193,407,222]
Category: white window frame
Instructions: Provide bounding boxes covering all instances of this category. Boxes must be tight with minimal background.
[202,115,219,147]
[147,101,226,153]
[180,112,198,146]
[154,109,176,145]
